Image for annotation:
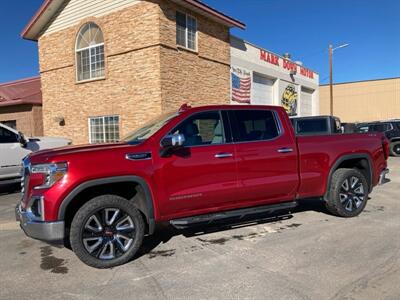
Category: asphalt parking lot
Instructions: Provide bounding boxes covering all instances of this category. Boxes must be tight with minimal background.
[1,158,399,300]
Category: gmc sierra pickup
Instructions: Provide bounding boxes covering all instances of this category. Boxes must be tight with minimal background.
[16,104,390,268]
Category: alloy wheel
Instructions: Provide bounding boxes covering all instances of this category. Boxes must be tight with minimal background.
[339,176,365,212]
[394,144,400,155]
[82,208,136,260]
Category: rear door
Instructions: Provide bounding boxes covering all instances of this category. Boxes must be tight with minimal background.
[229,109,299,204]
[155,110,239,218]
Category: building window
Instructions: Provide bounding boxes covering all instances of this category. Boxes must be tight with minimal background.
[76,22,105,82]
[89,116,119,144]
[0,120,17,129]
[176,12,197,51]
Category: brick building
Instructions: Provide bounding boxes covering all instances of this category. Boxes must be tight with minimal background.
[22,0,319,144]
[22,0,245,144]
[0,76,43,136]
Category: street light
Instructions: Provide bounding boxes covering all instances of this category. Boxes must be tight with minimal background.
[329,43,349,115]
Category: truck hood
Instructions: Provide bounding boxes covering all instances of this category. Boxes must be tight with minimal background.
[29,142,132,163]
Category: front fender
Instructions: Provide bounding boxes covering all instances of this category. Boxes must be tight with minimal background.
[57,176,156,234]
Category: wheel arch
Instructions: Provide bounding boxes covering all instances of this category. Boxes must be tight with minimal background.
[58,176,156,234]
[324,153,373,201]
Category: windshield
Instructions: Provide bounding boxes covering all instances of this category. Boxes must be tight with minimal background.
[122,111,178,144]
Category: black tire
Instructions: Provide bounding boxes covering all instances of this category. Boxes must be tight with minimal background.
[390,141,400,157]
[70,195,144,268]
[325,168,369,217]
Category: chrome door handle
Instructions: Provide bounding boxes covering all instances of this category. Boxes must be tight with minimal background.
[215,153,233,158]
[277,147,294,153]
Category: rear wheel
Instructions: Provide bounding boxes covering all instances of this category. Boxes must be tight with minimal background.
[390,141,400,157]
[325,168,369,217]
[70,195,144,268]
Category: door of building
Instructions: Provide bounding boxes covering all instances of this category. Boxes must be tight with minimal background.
[252,74,274,105]
[300,87,314,116]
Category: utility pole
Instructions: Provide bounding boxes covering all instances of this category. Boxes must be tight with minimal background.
[329,44,333,116]
[328,43,349,116]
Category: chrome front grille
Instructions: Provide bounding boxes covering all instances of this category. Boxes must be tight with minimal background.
[20,173,24,195]
[21,157,31,199]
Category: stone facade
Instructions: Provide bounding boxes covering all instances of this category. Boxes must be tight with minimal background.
[158,0,230,111]
[38,0,231,144]
[0,105,43,136]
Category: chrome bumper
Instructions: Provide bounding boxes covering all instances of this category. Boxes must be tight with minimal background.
[15,204,65,242]
[379,168,390,185]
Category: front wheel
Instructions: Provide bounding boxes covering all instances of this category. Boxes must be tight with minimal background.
[390,141,400,157]
[70,195,144,268]
[325,168,369,217]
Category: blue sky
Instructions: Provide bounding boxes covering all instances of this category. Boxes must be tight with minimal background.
[0,0,399,84]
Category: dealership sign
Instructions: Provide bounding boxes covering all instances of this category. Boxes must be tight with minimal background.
[260,50,314,79]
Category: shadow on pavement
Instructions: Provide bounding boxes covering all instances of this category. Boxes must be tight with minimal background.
[0,183,20,196]
[135,197,330,260]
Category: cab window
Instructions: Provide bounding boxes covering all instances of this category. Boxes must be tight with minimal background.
[170,111,224,147]
[230,110,280,142]
[0,127,18,143]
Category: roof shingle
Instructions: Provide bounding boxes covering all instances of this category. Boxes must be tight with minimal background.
[0,76,42,107]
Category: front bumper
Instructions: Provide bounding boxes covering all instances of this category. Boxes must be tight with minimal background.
[15,204,64,242]
[379,168,390,185]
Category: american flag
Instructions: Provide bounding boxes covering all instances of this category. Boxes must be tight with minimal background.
[231,73,251,103]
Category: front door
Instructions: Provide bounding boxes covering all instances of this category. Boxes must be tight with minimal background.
[154,110,239,218]
[228,109,299,205]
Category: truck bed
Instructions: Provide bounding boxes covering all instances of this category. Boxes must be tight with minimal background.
[296,132,387,199]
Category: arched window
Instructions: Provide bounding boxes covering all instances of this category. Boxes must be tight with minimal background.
[76,22,105,81]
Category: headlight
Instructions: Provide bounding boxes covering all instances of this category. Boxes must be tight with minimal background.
[31,162,68,189]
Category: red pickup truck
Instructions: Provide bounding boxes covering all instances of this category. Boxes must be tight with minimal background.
[16,104,390,268]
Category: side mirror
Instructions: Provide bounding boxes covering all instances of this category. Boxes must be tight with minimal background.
[160,134,185,157]
[17,132,28,148]
[161,134,185,148]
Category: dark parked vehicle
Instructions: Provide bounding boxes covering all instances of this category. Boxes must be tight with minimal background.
[356,120,400,157]
[290,116,342,135]
[341,122,357,134]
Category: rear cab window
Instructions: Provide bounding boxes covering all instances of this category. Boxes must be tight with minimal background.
[229,110,280,142]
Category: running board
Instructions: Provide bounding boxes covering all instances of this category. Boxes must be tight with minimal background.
[170,201,297,229]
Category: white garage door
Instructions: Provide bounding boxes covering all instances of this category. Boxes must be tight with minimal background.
[300,87,314,116]
[251,74,274,105]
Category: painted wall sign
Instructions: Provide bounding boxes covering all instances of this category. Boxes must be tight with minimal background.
[260,50,279,66]
[260,49,314,79]
[231,66,251,104]
[281,85,298,116]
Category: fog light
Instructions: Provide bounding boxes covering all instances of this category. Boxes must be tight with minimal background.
[28,196,44,220]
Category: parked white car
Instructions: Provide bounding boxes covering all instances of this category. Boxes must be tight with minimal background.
[0,123,71,184]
